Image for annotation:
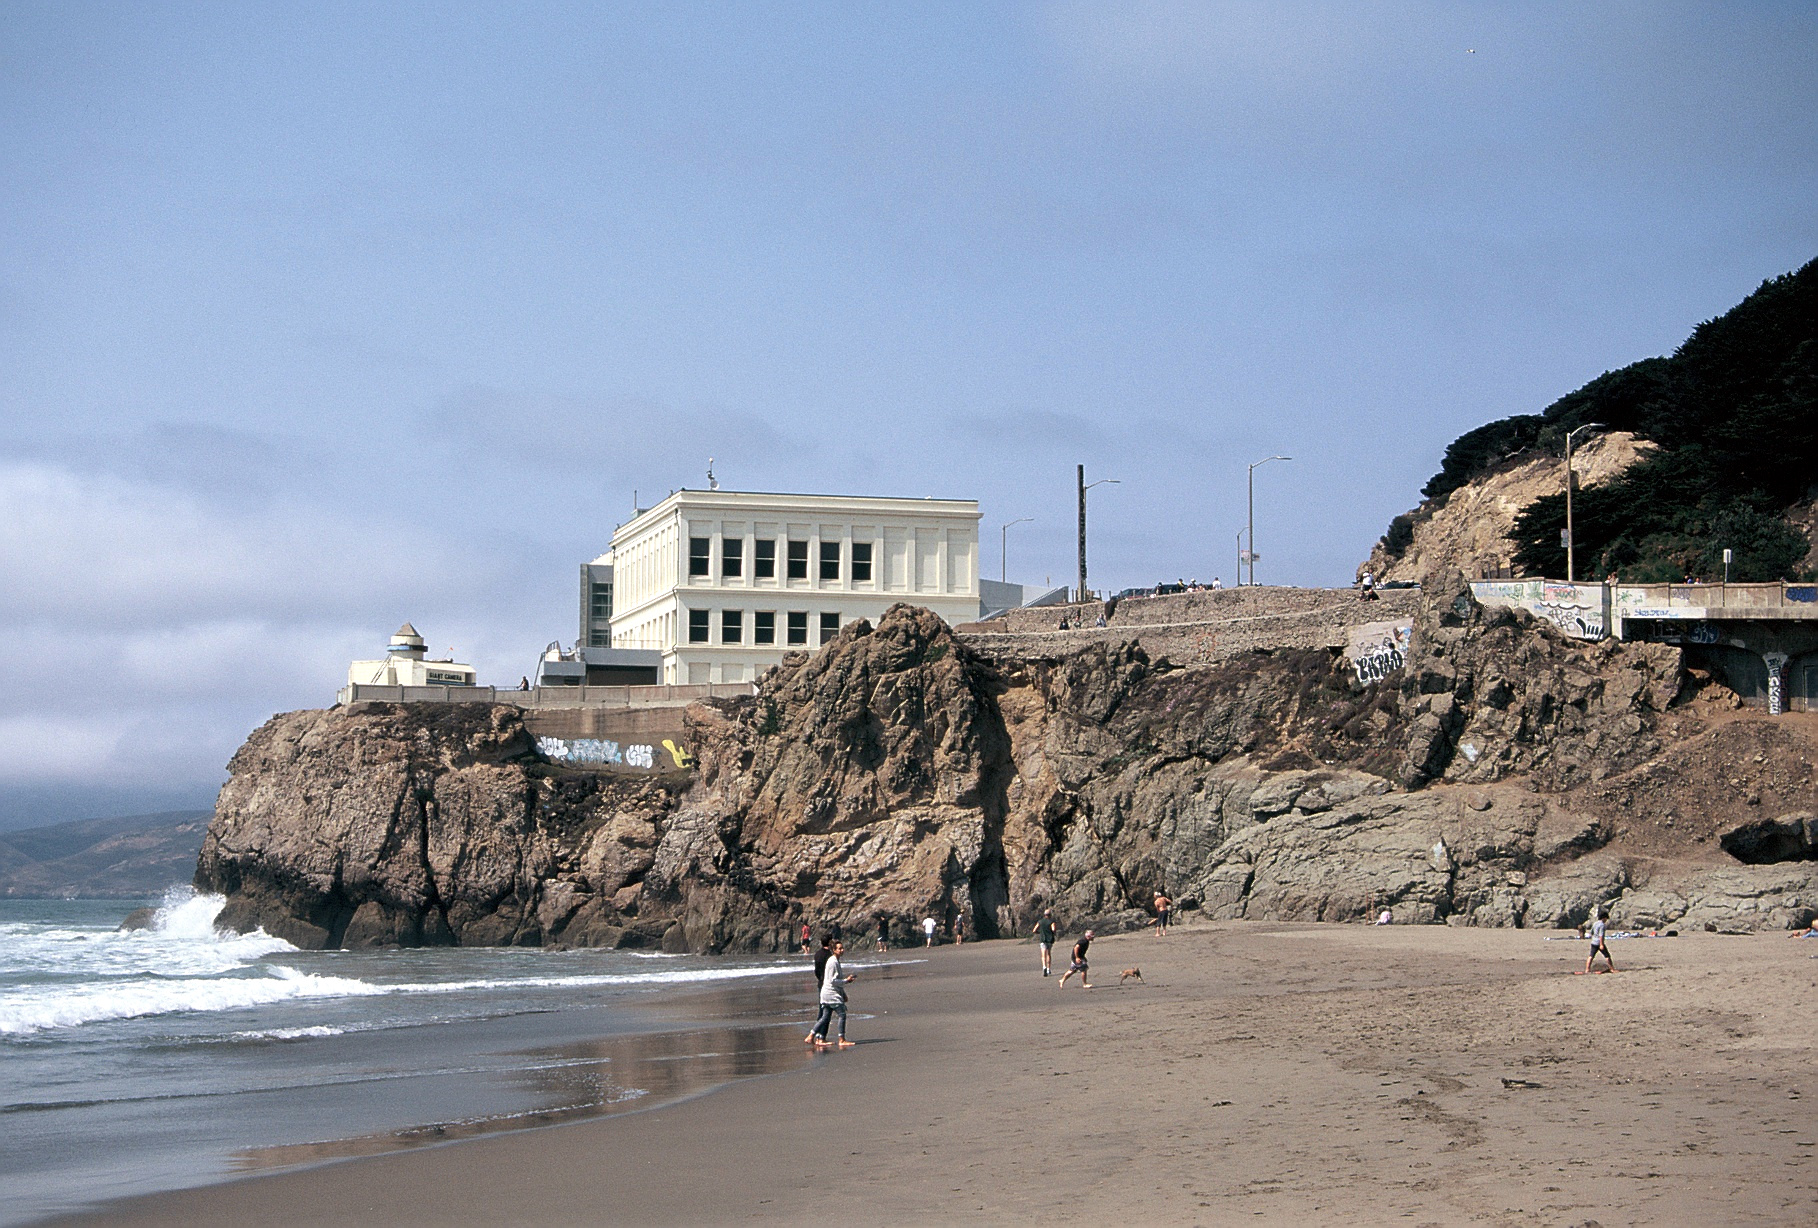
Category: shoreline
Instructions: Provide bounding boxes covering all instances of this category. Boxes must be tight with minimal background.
[47,922,1818,1225]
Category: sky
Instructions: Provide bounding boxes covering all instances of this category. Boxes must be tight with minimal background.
[2,1,1814,828]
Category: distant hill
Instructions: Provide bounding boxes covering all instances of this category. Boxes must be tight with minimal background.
[0,810,210,898]
[1373,257,1817,583]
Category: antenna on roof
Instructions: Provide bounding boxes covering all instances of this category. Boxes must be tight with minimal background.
[707,458,719,491]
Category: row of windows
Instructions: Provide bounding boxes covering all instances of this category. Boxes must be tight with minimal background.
[689,537,873,583]
[686,609,841,647]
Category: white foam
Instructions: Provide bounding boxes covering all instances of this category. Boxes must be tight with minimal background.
[0,888,293,981]
[0,966,382,1035]
[230,1024,348,1041]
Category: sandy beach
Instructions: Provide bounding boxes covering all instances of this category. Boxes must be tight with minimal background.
[55,921,1818,1226]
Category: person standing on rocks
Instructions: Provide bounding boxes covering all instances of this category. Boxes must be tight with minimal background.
[1583,910,1618,974]
[1057,930,1094,989]
[923,915,937,947]
[1033,909,1057,975]
[811,939,856,1048]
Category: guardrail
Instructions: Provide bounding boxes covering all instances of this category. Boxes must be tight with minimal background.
[336,682,757,708]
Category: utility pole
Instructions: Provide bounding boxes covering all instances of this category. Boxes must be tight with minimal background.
[1076,466,1119,602]
[1564,423,1601,582]
[1001,517,1032,583]
[1246,455,1291,586]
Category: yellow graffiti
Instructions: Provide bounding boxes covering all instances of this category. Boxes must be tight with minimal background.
[662,738,694,769]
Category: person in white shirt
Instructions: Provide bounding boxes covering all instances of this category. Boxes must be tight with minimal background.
[922,915,937,947]
[810,940,856,1047]
[1583,910,1618,974]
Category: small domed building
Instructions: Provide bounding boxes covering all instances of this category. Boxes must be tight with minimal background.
[346,623,476,688]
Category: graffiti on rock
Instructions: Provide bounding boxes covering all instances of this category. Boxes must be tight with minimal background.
[1348,619,1413,685]
[535,736,673,770]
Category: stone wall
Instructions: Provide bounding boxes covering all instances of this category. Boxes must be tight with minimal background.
[963,586,1423,667]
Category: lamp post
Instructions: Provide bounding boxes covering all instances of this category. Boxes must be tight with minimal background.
[1246,455,1291,586]
[1563,423,1601,583]
[1077,465,1119,603]
[1000,517,1033,583]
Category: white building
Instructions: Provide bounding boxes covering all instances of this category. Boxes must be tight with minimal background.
[347,624,477,687]
[608,489,981,684]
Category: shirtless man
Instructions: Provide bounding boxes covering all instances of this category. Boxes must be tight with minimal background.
[1057,930,1094,989]
[1153,891,1172,937]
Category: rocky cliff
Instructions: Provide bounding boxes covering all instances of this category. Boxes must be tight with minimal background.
[199,593,1818,950]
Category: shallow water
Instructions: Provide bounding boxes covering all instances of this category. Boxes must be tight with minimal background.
[0,892,828,1226]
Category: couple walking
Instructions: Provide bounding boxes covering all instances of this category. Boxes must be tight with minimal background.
[805,936,856,1048]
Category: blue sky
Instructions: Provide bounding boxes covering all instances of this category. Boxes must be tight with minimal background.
[2,2,1814,826]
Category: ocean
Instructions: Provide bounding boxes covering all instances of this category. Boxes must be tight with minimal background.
[0,891,831,1225]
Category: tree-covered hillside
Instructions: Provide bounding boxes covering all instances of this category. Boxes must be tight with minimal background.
[1413,258,1816,582]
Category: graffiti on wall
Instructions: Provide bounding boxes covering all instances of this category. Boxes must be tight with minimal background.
[1533,600,1605,640]
[535,736,690,770]
[1347,619,1413,685]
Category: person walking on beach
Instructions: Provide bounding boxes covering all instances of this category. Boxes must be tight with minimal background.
[1057,930,1094,989]
[810,939,856,1047]
[1153,891,1172,937]
[1583,910,1618,974]
[1033,909,1057,975]
[805,935,834,1042]
[923,915,937,947]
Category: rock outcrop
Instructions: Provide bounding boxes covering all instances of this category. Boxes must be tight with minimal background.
[198,594,1818,949]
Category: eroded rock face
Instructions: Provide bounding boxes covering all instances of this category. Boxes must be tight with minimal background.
[197,597,1818,949]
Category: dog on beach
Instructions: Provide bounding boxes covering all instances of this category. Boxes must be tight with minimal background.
[1118,967,1143,984]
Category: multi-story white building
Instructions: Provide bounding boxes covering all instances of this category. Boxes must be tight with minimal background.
[608,489,981,684]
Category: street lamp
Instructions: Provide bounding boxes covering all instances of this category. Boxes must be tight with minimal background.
[1563,423,1601,583]
[1077,465,1119,602]
[1000,517,1033,583]
[1246,455,1291,586]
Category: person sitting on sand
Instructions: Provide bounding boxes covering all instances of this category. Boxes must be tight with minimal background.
[1789,921,1818,938]
[1057,930,1094,989]
[1374,909,1393,926]
[810,940,856,1048]
[1584,910,1618,974]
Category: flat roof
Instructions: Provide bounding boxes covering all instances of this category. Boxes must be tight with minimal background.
[612,488,981,540]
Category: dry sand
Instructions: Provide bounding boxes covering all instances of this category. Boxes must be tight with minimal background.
[57,922,1818,1226]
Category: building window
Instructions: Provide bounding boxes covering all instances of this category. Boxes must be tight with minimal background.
[722,609,742,643]
[590,583,612,620]
[689,609,710,643]
[852,541,873,583]
[787,611,808,645]
[787,540,808,580]
[689,538,711,577]
[754,611,775,644]
[820,612,840,644]
[820,541,840,581]
[589,630,610,648]
[754,538,776,579]
[722,538,743,578]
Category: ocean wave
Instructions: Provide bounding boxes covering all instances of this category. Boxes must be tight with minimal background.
[0,888,293,981]
[0,957,807,1036]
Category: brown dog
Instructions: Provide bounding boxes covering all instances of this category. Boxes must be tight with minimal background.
[1118,967,1143,984]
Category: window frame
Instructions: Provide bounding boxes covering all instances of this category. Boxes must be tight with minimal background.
[786,611,808,645]
[721,609,742,644]
[851,541,873,583]
[819,612,840,645]
[753,611,776,645]
[753,538,776,579]
[721,537,743,579]
[688,609,710,643]
[689,537,711,578]
[786,540,809,580]
[819,540,840,581]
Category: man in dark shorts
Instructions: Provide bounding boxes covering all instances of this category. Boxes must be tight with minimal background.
[1153,891,1172,937]
[1057,929,1094,989]
[1033,909,1057,975]
[876,914,890,952]
[1583,910,1618,974]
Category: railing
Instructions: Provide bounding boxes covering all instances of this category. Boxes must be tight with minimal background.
[336,682,757,708]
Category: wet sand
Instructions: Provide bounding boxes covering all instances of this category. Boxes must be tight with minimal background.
[56,923,1818,1226]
